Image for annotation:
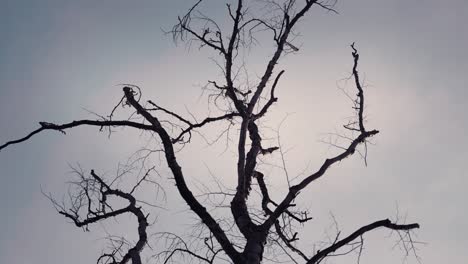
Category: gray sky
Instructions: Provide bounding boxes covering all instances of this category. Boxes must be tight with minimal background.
[0,0,467,263]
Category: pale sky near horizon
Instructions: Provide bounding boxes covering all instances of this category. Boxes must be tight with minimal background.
[0,0,467,263]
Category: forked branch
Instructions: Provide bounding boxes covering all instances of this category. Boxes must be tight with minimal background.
[45,169,149,264]
[122,87,242,262]
[264,45,379,228]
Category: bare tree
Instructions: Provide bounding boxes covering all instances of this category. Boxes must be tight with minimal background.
[0,1,420,264]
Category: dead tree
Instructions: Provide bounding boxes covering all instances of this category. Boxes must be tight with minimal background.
[0,1,420,264]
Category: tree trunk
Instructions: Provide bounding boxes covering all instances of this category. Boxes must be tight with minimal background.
[242,233,266,264]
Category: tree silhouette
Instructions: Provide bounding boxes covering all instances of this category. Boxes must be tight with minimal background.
[0,1,420,264]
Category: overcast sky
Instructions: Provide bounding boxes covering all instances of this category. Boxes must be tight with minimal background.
[0,0,467,263]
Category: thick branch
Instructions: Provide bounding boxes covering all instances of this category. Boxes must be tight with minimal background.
[231,5,320,236]
[231,119,276,238]
[122,87,242,262]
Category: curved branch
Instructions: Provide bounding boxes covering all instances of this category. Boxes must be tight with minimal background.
[254,70,284,119]
[122,87,242,262]
[307,219,420,264]
[173,112,240,143]
[0,120,154,151]
[172,0,226,54]
[48,169,149,264]
[163,248,211,264]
